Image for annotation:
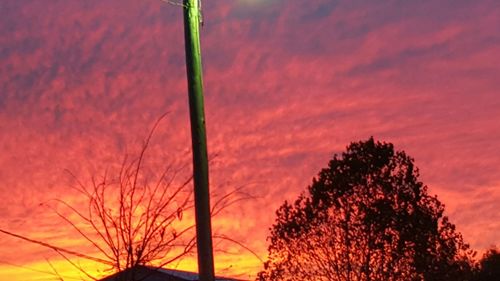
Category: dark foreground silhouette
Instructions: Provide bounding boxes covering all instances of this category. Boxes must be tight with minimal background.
[258,138,477,281]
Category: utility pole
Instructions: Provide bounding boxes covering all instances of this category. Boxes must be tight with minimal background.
[182,1,215,281]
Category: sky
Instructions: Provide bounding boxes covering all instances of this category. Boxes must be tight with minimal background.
[1,0,499,280]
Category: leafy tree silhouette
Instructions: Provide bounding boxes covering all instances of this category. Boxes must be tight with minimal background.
[474,248,500,281]
[258,138,475,281]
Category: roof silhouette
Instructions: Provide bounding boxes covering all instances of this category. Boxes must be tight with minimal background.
[99,265,242,281]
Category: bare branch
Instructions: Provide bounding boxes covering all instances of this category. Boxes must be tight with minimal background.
[0,229,112,266]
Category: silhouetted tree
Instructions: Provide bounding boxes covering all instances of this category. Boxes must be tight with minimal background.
[0,115,250,280]
[474,248,500,281]
[258,138,475,281]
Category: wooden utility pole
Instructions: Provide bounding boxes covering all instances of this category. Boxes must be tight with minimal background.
[182,1,215,281]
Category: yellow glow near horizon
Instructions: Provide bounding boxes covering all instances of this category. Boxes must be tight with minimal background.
[0,258,108,281]
[0,250,263,280]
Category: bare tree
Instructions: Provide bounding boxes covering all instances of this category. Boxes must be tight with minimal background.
[53,120,196,278]
[1,115,252,280]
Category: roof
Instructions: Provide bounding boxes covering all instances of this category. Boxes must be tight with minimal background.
[99,265,242,281]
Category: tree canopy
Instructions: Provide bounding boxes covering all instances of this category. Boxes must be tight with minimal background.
[474,248,500,281]
[258,138,475,281]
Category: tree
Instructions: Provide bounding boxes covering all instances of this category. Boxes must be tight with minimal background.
[0,116,247,280]
[474,248,500,281]
[258,138,475,281]
[0,116,196,280]
[50,121,197,278]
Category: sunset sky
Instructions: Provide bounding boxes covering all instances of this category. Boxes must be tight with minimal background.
[1,0,499,280]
